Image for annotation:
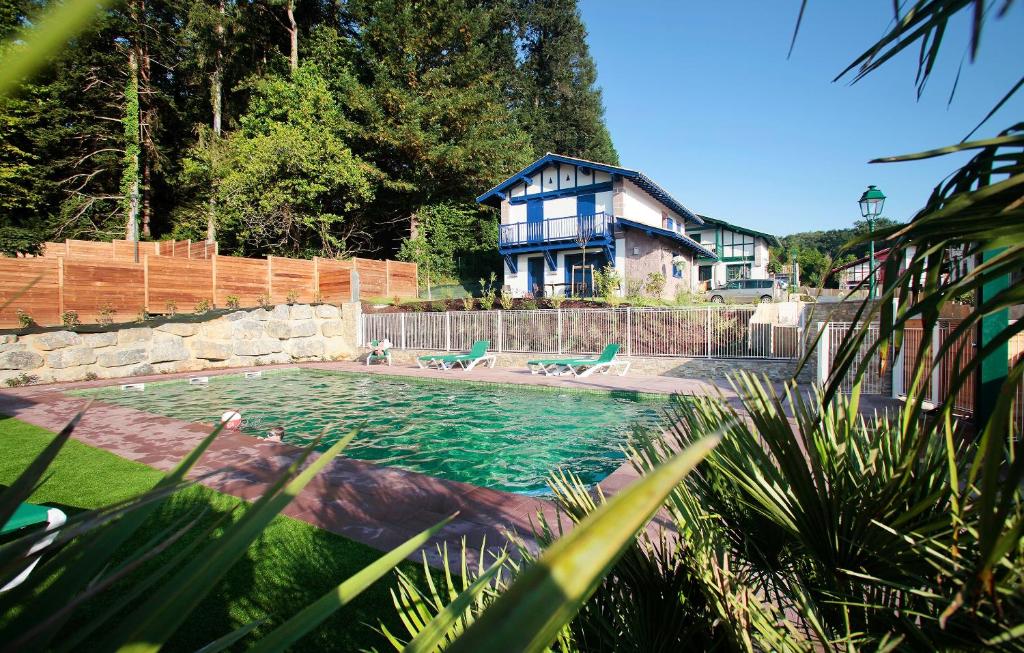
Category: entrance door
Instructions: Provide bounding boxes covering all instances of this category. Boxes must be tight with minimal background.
[527,257,545,297]
[564,252,606,297]
[576,193,596,240]
[526,199,543,243]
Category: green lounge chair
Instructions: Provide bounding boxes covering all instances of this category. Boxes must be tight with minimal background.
[527,343,630,378]
[417,340,495,371]
[366,339,392,366]
[1,502,67,592]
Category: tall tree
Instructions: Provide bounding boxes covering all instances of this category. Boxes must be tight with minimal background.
[519,0,617,164]
[344,0,535,254]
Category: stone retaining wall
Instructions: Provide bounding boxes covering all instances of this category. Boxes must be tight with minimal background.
[0,303,360,385]
[378,349,813,383]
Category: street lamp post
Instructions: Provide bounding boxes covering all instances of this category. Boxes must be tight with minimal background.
[858,185,886,300]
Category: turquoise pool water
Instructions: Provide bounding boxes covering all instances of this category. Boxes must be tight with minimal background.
[76,369,667,494]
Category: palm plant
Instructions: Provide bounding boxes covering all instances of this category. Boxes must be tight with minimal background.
[0,420,454,652]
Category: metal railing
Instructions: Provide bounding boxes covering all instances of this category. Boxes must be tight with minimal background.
[362,306,804,360]
[816,322,885,395]
[498,212,612,247]
[894,320,1022,430]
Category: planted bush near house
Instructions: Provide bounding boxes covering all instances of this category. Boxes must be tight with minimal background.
[16,309,33,329]
[60,310,80,328]
[98,303,116,325]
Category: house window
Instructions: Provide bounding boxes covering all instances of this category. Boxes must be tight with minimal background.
[671,252,683,278]
[726,263,751,281]
[665,217,675,231]
[722,230,754,258]
[698,266,712,282]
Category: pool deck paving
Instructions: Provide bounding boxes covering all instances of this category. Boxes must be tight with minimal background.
[0,361,901,566]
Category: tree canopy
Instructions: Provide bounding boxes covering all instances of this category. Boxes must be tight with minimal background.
[0,0,617,280]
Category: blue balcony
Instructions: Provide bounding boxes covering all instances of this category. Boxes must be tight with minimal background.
[498,213,614,273]
[498,212,613,249]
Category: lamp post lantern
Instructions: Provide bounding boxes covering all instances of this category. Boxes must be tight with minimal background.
[858,185,885,300]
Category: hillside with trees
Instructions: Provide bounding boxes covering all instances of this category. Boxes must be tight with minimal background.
[0,0,616,284]
[772,217,901,287]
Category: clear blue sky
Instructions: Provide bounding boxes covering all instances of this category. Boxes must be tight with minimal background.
[580,0,1023,235]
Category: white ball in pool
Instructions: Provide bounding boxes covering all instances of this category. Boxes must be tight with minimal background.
[220,410,242,430]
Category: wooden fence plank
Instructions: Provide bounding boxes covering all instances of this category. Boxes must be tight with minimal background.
[316,259,353,304]
[0,258,60,328]
[147,257,213,313]
[386,260,418,298]
[269,257,316,304]
[213,256,268,308]
[355,258,388,297]
[63,261,145,324]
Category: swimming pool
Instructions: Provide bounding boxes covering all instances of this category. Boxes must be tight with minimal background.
[76,369,667,494]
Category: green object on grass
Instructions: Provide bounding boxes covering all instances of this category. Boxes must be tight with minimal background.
[1,502,51,534]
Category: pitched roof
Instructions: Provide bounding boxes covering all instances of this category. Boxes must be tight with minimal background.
[616,218,716,258]
[833,247,892,271]
[691,215,781,247]
[476,153,704,225]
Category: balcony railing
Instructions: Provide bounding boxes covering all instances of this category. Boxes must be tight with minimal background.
[499,212,612,248]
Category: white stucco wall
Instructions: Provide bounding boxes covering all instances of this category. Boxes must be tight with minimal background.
[619,179,685,228]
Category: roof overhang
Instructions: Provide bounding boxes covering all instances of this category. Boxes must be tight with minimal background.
[694,215,780,246]
[617,218,716,258]
[477,153,704,225]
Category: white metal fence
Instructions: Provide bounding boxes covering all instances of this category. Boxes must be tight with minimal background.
[817,322,885,394]
[361,306,804,360]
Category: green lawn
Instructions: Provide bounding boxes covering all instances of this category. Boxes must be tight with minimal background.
[0,415,425,652]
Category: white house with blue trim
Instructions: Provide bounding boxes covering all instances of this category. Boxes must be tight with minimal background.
[478,153,742,299]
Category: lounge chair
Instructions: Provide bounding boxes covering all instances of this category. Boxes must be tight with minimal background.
[366,339,392,366]
[527,343,630,378]
[1,502,67,592]
[417,340,495,371]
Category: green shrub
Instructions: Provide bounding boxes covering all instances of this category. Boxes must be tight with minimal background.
[98,303,116,325]
[593,264,621,300]
[60,310,80,328]
[16,309,33,329]
[165,300,177,316]
[498,288,514,310]
[225,295,240,309]
[256,294,271,310]
[286,289,299,305]
[194,298,212,314]
[4,372,39,387]
[625,279,644,301]
[644,272,665,299]
[478,272,497,310]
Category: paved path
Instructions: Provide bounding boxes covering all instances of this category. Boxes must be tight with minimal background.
[0,361,901,566]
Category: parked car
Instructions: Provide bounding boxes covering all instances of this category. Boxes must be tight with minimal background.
[705,278,783,304]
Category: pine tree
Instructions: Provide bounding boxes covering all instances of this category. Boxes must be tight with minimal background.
[519,0,618,164]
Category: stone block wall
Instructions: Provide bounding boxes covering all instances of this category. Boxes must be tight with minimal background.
[0,303,360,385]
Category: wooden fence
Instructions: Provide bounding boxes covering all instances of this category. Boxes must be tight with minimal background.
[38,238,217,262]
[0,255,417,328]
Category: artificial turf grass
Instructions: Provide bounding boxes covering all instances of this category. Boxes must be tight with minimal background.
[0,414,425,652]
